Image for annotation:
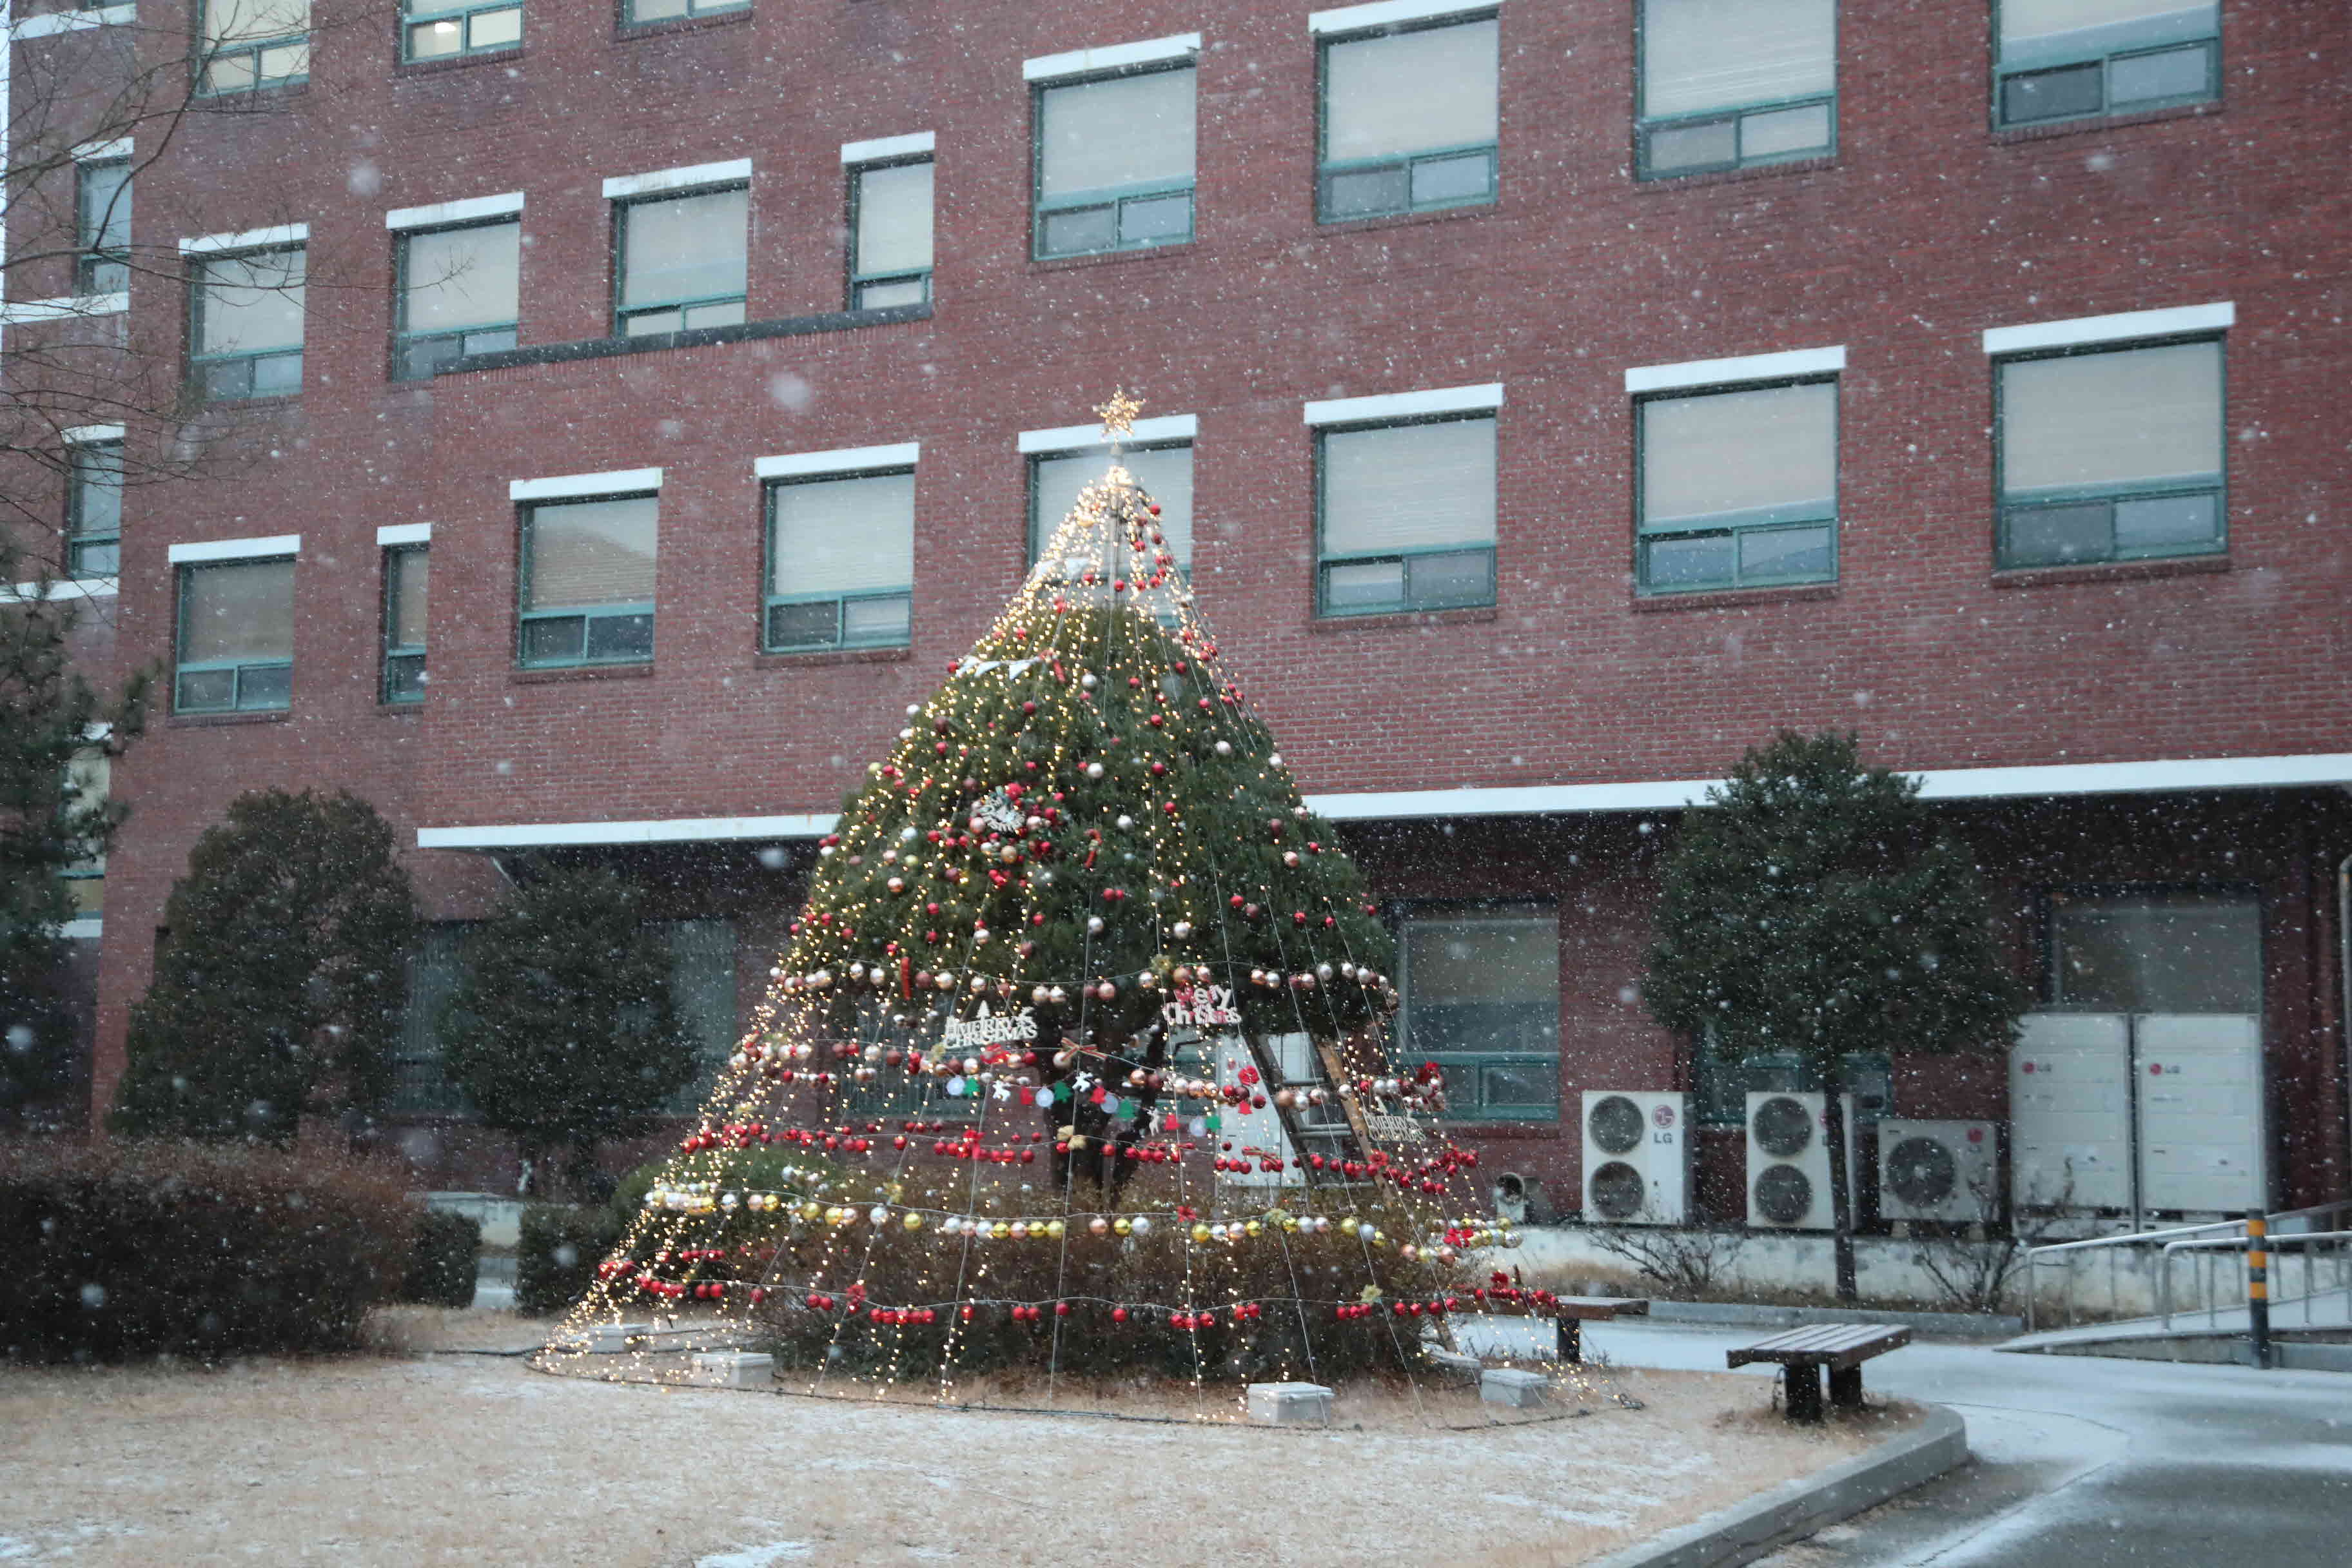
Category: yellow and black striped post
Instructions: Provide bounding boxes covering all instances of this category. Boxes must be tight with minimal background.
[2246,1208,2273,1370]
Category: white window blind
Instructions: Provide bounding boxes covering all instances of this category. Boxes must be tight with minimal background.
[204,0,308,46]
[1322,417,1496,554]
[196,248,306,353]
[1033,446,1193,564]
[1642,381,1836,530]
[182,559,295,662]
[855,162,934,276]
[1326,19,1499,162]
[1038,69,1196,197]
[1642,0,1836,118]
[527,496,659,607]
[1999,1,2217,66]
[403,222,519,333]
[2001,341,2222,496]
[772,472,915,596]
[621,188,747,307]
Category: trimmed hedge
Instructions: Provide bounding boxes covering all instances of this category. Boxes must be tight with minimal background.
[400,1208,481,1308]
[516,1204,624,1317]
[0,1140,416,1362]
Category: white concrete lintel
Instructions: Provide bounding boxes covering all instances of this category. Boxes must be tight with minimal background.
[63,424,127,446]
[5,578,119,603]
[13,5,136,42]
[1024,33,1201,82]
[179,223,307,257]
[169,534,300,564]
[602,159,751,201]
[0,293,128,326]
[1625,345,1845,395]
[377,522,433,547]
[1983,302,2233,356]
[1018,414,1197,453]
[418,814,840,850]
[754,442,919,480]
[1303,382,1503,426]
[1309,0,1499,36]
[841,132,934,166]
[386,191,524,230]
[56,917,104,941]
[73,137,134,163]
[509,467,663,502]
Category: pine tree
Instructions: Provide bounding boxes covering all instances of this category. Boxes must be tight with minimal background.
[110,789,417,1144]
[1642,731,2027,1300]
[542,400,1516,1396]
[439,867,698,1197]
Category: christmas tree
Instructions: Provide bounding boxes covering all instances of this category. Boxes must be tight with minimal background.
[544,395,1536,1404]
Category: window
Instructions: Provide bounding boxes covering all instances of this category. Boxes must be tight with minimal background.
[663,919,739,1112]
[1637,0,1836,178]
[395,219,520,378]
[2046,890,2259,1012]
[765,468,914,652]
[393,925,473,1113]
[402,0,521,61]
[1997,337,2224,568]
[200,0,310,94]
[627,0,748,21]
[1693,1047,1888,1127]
[59,751,109,920]
[1033,63,1195,258]
[1397,904,1560,1122]
[382,545,428,703]
[518,493,658,666]
[175,556,295,712]
[1995,0,2219,127]
[848,158,934,309]
[614,186,747,336]
[66,439,123,578]
[1638,378,1838,593]
[190,244,305,400]
[76,159,130,295]
[1318,12,1498,222]
[1315,414,1496,616]
[1030,442,1193,566]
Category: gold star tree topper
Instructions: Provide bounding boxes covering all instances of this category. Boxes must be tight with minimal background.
[1094,387,1144,441]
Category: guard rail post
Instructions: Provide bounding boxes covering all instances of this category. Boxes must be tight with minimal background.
[2246,1208,2271,1369]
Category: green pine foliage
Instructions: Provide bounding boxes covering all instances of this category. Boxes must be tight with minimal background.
[109,789,417,1144]
[1643,730,2028,1073]
[439,867,699,1186]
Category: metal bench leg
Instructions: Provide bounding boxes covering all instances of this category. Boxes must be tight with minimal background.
[1557,1318,1582,1365]
[1827,1366,1864,1410]
[1783,1366,1824,1422]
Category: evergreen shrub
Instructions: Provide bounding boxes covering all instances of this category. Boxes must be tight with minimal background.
[400,1208,481,1308]
[516,1204,625,1317]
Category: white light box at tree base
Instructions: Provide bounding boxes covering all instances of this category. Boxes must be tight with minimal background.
[533,397,1575,1424]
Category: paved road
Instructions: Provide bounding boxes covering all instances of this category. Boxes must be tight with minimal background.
[1576,1322,2352,1567]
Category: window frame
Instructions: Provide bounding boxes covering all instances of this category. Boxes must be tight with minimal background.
[2038,883,2264,1014]
[514,489,660,669]
[1026,436,1193,566]
[623,0,749,23]
[1633,0,1839,181]
[610,182,750,338]
[1990,0,2222,130]
[173,556,296,714]
[1633,371,1841,596]
[196,0,311,97]
[844,153,935,311]
[1315,10,1501,224]
[400,0,522,62]
[761,466,916,655]
[1393,899,1562,1125]
[65,438,124,580]
[75,157,132,295]
[382,543,428,704]
[1992,332,2227,571]
[1030,59,1197,260]
[393,215,522,380]
[187,242,306,402]
[1312,410,1499,619]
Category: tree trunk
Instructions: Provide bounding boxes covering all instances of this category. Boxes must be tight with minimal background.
[1821,1088,1858,1302]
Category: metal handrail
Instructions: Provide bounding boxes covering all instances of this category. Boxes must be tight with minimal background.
[2159,1230,2352,1330]
[2024,1200,2352,1331]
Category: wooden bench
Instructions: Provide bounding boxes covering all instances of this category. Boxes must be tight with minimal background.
[1726,1323,1912,1421]
[1553,1296,1649,1364]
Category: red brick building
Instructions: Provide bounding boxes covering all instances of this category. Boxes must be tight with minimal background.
[8,1,2346,1224]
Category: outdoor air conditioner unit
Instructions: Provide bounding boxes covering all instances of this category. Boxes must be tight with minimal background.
[1877,1119,2000,1227]
[1745,1092,1855,1230]
[1580,1090,1690,1224]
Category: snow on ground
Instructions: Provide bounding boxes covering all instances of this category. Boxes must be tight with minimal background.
[0,1315,1906,1567]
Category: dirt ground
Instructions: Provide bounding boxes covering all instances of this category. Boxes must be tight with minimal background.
[0,1308,1915,1568]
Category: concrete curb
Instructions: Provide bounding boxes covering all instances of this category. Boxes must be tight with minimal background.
[1581,1406,1968,1568]
[1647,1300,2023,1338]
